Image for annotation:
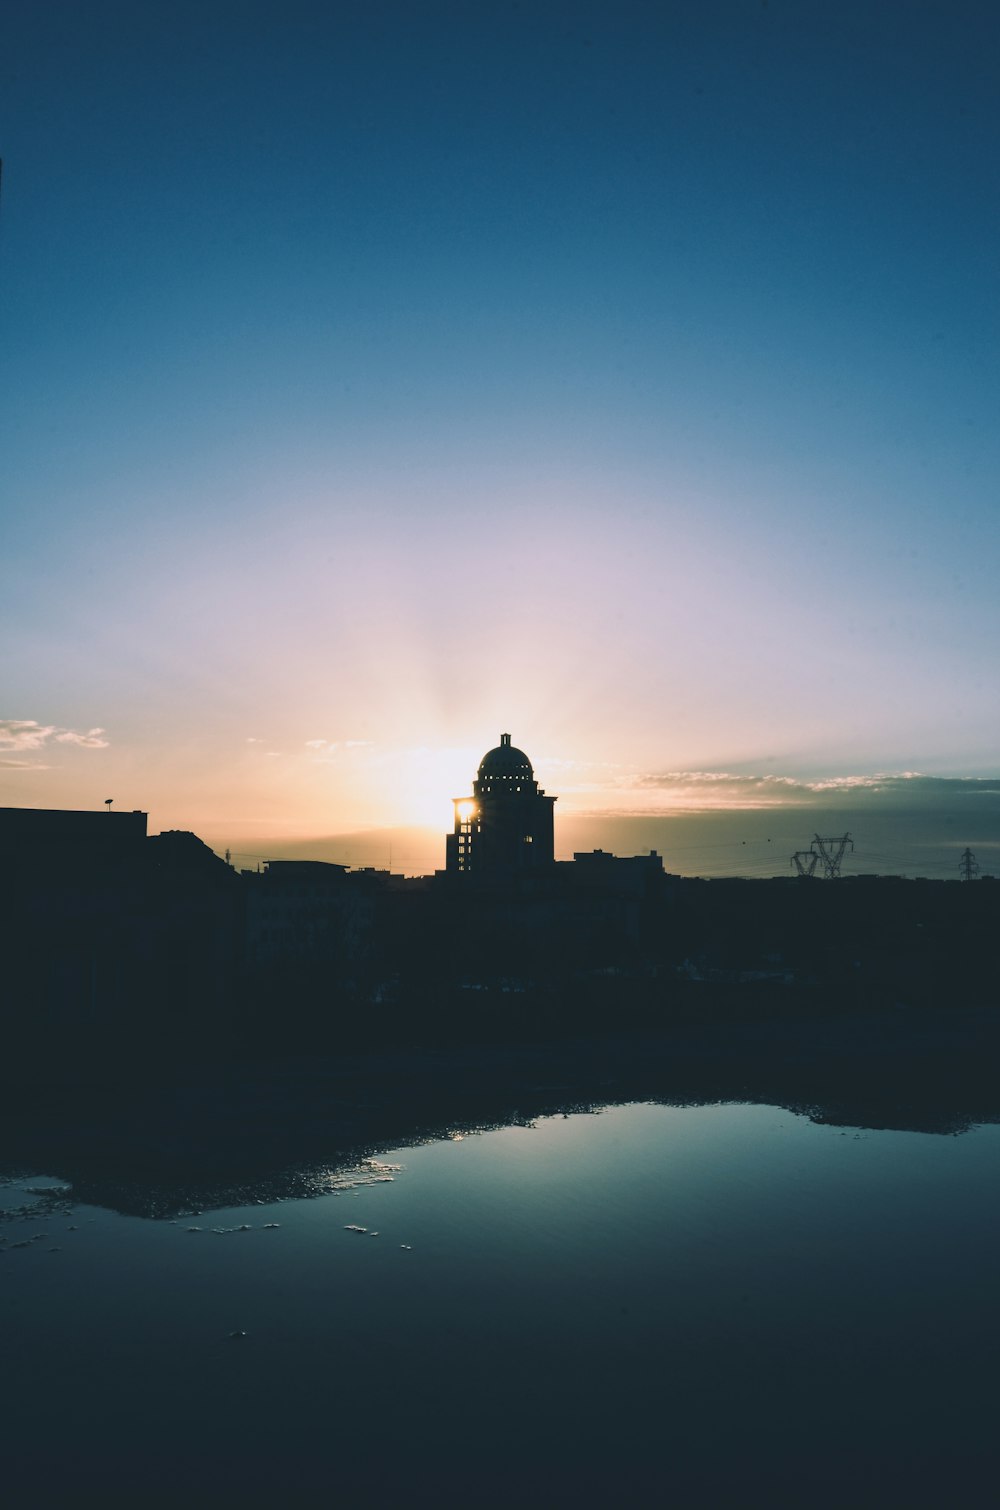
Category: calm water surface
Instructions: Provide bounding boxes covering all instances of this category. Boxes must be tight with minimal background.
[2,1102,998,1506]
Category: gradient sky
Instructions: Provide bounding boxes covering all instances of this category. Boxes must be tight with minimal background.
[3,1,998,863]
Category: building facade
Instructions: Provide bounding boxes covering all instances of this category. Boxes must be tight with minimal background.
[446,733,555,877]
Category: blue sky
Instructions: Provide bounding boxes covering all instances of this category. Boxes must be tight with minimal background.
[2,0,998,858]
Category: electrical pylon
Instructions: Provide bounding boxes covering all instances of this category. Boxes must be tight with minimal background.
[959,847,980,881]
[812,833,853,878]
[790,849,819,877]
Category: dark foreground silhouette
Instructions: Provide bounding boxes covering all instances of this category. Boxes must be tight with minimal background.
[4,800,999,1222]
[3,1003,998,1218]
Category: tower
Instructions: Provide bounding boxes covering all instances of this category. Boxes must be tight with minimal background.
[446,733,556,877]
[812,832,853,879]
[959,847,980,881]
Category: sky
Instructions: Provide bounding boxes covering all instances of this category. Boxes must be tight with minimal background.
[2,1,998,873]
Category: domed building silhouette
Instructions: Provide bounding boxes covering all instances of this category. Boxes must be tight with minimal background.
[446,733,556,876]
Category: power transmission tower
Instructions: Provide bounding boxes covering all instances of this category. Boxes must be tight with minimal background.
[959,847,980,881]
[813,832,853,879]
[790,848,819,877]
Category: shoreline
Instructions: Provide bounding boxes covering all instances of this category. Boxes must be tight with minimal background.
[3,1001,999,1216]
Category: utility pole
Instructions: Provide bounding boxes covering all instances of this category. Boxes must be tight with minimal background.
[790,848,819,877]
[959,847,980,881]
[813,833,853,879]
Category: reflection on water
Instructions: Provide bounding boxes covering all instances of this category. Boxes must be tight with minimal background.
[4,1009,1000,1219]
[2,1100,999,1507]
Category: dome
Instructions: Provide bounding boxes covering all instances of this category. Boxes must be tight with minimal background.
[478,732,534,780]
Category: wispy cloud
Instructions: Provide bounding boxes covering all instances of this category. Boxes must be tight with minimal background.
[0,720,57,751]
[0,719,109,752]
[54,727,109,748]
[631,771,1000,810]
[305,738,372,756]
[636,771,813,804]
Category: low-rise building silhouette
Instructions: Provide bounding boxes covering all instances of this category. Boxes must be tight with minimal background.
[244,860,373,972]
[1,807,242,1069]
[1,803,148,871]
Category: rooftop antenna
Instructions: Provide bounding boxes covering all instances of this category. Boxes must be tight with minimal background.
[104,798,113,813]
[813,832,853,879]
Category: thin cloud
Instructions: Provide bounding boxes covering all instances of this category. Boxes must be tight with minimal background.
[0,720,57,751]
[634,772,812,806]
[0,719,108,752]
[305,739,373,754]
[632,771,1000,810]
[54,727,109,748]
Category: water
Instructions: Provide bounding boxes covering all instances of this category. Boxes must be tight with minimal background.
[2,1102,998,1506]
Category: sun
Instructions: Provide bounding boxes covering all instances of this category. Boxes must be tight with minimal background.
[390,745,481,829]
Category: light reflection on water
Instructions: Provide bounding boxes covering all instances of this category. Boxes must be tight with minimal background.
[2,1103,998,1506]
